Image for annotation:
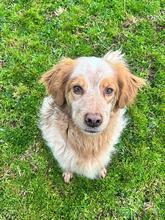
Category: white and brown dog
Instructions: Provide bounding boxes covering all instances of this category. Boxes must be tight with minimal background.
[39,50,145,182]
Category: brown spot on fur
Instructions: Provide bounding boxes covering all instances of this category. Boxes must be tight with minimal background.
[65,76,88,105]
[40,58,76,106]
[99,77,119,103]
[66,75,88,92]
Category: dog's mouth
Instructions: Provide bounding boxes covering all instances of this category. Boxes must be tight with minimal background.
[84,129,101,134]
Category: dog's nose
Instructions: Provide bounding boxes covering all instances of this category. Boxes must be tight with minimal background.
[85,113,102,128]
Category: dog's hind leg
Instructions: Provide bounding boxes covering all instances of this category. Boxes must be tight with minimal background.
[99,167,107,179]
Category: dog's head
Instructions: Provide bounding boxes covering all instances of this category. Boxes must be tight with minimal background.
[41,51,145,134]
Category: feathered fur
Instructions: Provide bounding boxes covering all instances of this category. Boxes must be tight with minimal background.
[39,50,145,182]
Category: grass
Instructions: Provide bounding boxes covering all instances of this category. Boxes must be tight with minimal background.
[0,0,164,219]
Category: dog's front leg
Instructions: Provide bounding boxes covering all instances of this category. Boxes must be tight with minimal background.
[62,171,73,183]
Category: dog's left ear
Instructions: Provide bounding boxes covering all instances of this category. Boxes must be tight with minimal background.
[114,63,146,108]
[40,58,75,106]
[104,50,146,108]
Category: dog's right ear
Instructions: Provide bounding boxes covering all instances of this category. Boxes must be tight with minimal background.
[40,58,75,106]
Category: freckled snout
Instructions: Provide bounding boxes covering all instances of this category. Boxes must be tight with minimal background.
[84,113,103,128]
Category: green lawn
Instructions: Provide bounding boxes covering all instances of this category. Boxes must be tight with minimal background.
[0,0,164,219]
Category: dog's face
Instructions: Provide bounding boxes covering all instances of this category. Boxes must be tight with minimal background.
[65,57,118,134]
[41,51,145,134]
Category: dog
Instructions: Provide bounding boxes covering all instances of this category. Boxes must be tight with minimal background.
[39,50,145,183]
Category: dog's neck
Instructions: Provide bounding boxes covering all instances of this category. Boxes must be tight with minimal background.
[66,110,119,158]
[53,101,120,158]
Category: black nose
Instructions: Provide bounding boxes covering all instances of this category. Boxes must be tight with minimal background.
[85,113,103,128]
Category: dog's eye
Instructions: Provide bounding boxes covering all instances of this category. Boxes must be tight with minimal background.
[73,85,84,95]
[104,87,113,95]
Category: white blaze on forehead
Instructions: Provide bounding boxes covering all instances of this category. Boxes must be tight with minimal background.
[71,57,114,83]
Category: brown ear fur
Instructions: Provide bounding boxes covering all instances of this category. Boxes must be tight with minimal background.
[40,58,75,106]
[114,63,146,108]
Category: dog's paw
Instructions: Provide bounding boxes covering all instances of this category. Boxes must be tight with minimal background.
[99,168,107,179]
[62,171,73,183]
